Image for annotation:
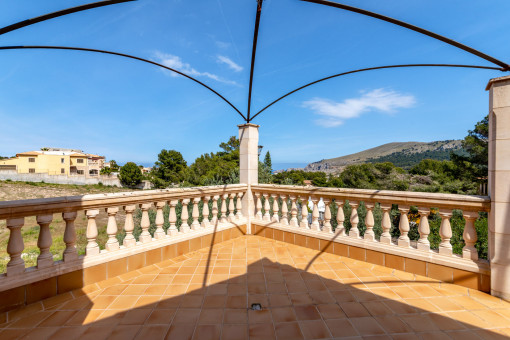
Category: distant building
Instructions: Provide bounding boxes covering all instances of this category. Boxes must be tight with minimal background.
[0,148,105,177]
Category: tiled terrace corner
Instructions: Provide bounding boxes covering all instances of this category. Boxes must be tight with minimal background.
[251,223,491,293]
[1,235,509,340]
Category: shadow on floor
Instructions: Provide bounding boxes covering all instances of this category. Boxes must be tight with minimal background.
[0,236,509,340]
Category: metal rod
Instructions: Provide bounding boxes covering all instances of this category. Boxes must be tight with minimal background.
[250,63,504,121]
[300,0,510,71]
[246,0,264,122]
[0,45,246,120]
[0,0,135,37]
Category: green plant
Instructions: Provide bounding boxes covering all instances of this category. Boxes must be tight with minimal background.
[119,162,143,187]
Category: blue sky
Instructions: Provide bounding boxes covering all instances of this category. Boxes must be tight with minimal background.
[1,0,510,168]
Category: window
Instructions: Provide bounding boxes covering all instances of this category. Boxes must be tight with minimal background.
[61,158,65,164]
[28,158,35,163]
[29,168,35,173]
[77,159,84,164]
[61,168,65,174]
[77,170,84,175]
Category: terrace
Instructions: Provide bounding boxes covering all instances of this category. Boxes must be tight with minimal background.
[1,90,510,338]
[1,1,510,339]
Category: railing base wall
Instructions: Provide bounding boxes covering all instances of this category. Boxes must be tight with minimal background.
[0,224,247,314]
[252,222,491,294]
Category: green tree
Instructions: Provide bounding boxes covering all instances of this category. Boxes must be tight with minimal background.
[100,167,113,176]
[451,115,488,179]
[263,151,272,173]
[188,136,240,185]
[151,150,188,188]
[119,162,142,187]
[219,136,240,154]
[109,160,120,172]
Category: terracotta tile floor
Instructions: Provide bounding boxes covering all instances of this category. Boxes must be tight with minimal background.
[1,235,510,340]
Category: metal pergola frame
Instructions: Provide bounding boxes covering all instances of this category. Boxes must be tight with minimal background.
[0,0,508,123]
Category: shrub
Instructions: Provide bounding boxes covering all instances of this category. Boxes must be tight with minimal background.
[119,162,142,187]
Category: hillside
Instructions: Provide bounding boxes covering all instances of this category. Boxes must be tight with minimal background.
[305,140,463,173]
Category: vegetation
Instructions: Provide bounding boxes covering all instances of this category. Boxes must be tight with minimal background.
[151,150,188,188]
[270,116,489,259]
[100,159,120,175]
[307,140,463,171]
[367,149,464,169]
[263,151,272,172]
[119,162,143,187]
[188,136,240,186]
[0,116,491,273]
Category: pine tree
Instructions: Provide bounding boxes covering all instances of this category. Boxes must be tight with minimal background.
[263,151,272,172]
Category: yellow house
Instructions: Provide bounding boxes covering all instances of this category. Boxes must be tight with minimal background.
[0,149,104,176]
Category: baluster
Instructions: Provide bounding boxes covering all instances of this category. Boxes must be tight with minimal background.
[6,218,25,276]
[335,199,345,236]
[139,203,152,243]
[84,210,99,256]
[272,194,280,222]
[398,205,410,247]
[62,212,78,261]
[290,196,298,227]
[255,193,263,220]
[212,195,219,226]
[380,204,392,244]
[311,197,320,231]
[168,199,179,235]
[181,198,191,233]
[263,193,271,222]
[123,205,136,247]
[155,201,166,238]
[192,197,201,230]
[202,196,211,228]
[439,209,453,256]
[348,201,360,238]
[463,211,479,260]
[228,194,236,222]
[417,207,431,251]
[220,194,228,224]
[236,193,243,220]
[300,196,309,229]
[323,199,332,233]
[105,208,120,251]
[364,202,375,241]
[281,195,289,226]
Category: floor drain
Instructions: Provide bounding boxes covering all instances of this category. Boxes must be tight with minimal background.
[250,303,262,311]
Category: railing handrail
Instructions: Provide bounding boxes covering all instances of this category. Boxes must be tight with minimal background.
[0,184,247,219]
[251,184,491,211]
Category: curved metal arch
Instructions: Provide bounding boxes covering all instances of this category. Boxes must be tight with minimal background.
[0,45,246,120]
[0,0,135,36]
[249,63,504,122]
[301,0,510,71]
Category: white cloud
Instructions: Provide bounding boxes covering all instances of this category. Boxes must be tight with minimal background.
[217,55,243,72]
[153,51,238,85]
[303,89,416,127]
[215,40,230,49]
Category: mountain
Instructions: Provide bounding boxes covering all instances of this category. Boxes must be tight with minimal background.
[304,140,464,173]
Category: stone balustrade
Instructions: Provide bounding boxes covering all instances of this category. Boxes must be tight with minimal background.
[0,184,247,291]
[251,184,491,276]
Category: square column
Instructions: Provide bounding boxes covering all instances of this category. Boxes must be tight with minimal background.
[238,123,260,234]
[486,75,510,300]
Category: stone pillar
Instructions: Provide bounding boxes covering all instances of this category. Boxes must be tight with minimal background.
[486,75,510,300]
[239,123,259,234]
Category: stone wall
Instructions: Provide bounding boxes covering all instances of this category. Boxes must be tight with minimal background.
[0,170,121,186]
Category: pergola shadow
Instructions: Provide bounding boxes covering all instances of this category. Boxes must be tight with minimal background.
[0,236,509,340]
